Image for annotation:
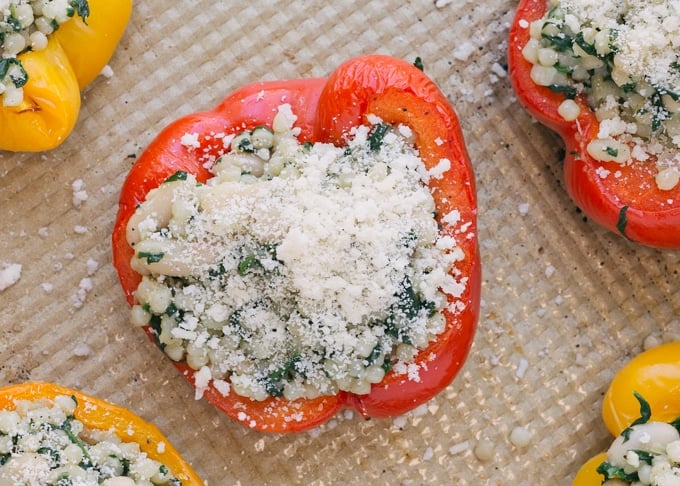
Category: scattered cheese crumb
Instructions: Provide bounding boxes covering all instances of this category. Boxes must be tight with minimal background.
[213,379,231,397]
[193,365,212,400]
[0,262,21,291]
[518,202,530,215]
[422,447,434,461]
[448,440,470,455]
[516,357,529,379]
[100,64,114,78]
[74,225,88,234]
[73,343,91,357]
[86,258,99,276]
[392,415,409,429]
[453,41,476,62]
[491,62,507,78]
[71,278,93,309]
[180,132,201,150]
[72,179,88,208]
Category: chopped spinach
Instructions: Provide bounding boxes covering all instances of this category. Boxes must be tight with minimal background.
[548,84,577,99]
[69,0,90,22]
[164,170,188,183]
[596,461,638,482]
[263,355,302,397]
[542,32,573,52]
[137,251,165,264]
[0,58,28,88]
[368,123,390,151]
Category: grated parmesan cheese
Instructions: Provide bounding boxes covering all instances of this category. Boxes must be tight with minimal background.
[126,105,469,402]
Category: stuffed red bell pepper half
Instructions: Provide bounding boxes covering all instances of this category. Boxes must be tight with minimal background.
[509,0,680,248]
[112,54,480,433]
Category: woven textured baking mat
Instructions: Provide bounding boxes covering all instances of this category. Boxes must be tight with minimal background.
[1,1,679,484]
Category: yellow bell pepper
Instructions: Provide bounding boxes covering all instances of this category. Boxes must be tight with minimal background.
[573,342,680,485]
[0,0,133,152]
[0,381,204,485]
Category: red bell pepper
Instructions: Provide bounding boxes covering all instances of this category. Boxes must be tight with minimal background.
[508,0,680,248]
[112,54,480,433]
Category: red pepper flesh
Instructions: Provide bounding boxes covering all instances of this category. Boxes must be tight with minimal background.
[112,55,480,433]
[508,0,680,248]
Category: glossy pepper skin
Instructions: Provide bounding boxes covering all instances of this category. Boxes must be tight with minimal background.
[0,381,203,485]
[112,54,481,433]
[0,0,133,152]
[508,0,680,249]
[572,342,680,485]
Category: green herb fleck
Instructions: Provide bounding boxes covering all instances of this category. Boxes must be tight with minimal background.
[368,123,390,151]
[382,360,393,373]
[364,345,383,366]
[574,32,598,57]
[6,15,21,32]
[137,251,165,264]
[621,82,636,93]
[264,356,301,397]
[0,58,28,88]
[547,84,577,99]
[631,450,654,465]
[164,170,188,183]
[238,255,261,276]
[120,457,131,476]
[553,63,573,75]
[630,391,652,427]
[604,146,618,157]
[37,447,60,465]
[61,418,92,467]
[237,136,254,153]
[69,0,90,22]
[621,391,652,441]
[542,32,573,52]
[413,56,424,71]
[596,461,638,482]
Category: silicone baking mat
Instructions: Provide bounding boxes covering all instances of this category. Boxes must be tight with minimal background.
[1,1,678,484]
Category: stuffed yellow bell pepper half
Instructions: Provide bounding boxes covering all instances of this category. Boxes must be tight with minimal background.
[0,0,132,152]
[573,342,680,485]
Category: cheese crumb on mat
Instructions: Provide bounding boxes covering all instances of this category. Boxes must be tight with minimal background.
[0,262,22,291]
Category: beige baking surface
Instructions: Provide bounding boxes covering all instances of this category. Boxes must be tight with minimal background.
[1,0,679,484]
